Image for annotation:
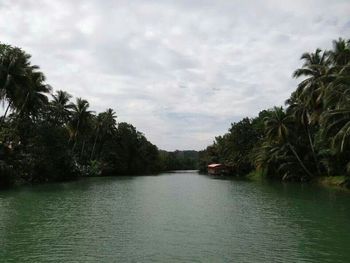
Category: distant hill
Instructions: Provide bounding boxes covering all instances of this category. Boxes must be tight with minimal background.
[159,150,199,171]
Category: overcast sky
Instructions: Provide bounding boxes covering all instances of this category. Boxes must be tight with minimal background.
[0,0,349,150]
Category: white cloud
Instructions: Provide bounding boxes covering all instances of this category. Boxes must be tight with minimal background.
[0,0,349,150]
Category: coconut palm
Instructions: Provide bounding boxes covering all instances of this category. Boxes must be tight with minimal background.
[293,48,331,124]
[264,107,292,143]
[68,98,93,152]
[293,48,331,83]
[0,46,51,122]
[287,99,321,174]
[16,69,51,119]
[0,47,29,122]
[322,103,350,153]
[264,107,314,178]
[323,71,350,109]
[322,38,350,109]
[321,39,350,154]
[329,38,350,67]
[50,90,72,125]
[91,108,117,160]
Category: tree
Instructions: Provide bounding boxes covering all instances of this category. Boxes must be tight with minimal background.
[292,48,331,124]
[0,42,169,188]
[287,99,321,175]
[329,38,350,67]
[0,46,29,122]
[264,107,314,178]
[16,69,51,119]
[50,90,72,126]
[68,98,93,152]
[91,108,117,160]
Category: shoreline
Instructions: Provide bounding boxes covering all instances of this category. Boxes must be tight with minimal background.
[2,169,350,191]
[245,170,350,191]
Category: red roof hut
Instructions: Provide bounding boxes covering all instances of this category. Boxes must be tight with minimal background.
[207,163,226,175]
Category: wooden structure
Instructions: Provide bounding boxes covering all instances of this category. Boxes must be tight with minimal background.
[207,163,227,175]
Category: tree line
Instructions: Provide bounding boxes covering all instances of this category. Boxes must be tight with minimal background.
[199,38,350,184]
[0,43,197,188]
[159,150,199,171]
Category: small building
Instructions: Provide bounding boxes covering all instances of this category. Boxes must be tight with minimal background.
[207,163,227,175]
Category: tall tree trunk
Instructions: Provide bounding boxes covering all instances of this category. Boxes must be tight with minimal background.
[18,92,30,117]
[90,128,99,160]
[3,101,12,119]
[1,101,12,125]
[71,119,80,152]
[80,140,85,160]
[97,137,105,160]
[72,139,77,153]
[287,142,314,178]
[306,125,321,175]
[13,91,30,134]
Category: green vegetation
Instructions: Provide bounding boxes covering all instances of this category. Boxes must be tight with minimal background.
[2,38,349,189]
[317,176,349,189]
[0,43,199,188]
[159,150,199,171]
[199,38,350,187]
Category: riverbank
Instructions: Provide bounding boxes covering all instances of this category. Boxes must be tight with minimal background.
[316,176,350,190]
[245,170,350,190]
[198,38,350,187]
[0,166,198,190]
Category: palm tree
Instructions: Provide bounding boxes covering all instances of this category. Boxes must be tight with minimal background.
[68,98,93,152]
[91,108,117,160]
[322,38,350,109]
[0,47,29,122]
[322,102,350,153]
[323,71,350,109]
[16,69,51,119]
[287,99,321,175]
[264,107,291,143]
[321,38,350,154]
[254,140,300,180]
[264,107,314,178]
[0,46,51,122]
[293,48,331,124]
[293,48,331,83]
[329,38,350,67]
[50,90,72,125]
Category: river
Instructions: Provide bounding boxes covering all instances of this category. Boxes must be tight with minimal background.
[0,171,349,262]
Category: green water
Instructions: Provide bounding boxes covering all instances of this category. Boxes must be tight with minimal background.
[0,171,350,262]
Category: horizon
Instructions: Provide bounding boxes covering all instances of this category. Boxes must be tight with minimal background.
[0,0,349,151]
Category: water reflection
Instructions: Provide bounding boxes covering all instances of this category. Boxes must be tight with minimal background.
[0,172,350,262]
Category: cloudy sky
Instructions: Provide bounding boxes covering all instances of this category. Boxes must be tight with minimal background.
[0,0,349,150]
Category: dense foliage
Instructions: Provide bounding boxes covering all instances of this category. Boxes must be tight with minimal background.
[0,43,178,188]
[200,38,350,183]
[159,150,199,171]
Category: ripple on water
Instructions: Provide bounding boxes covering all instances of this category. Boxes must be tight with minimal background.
[1,172,350,262]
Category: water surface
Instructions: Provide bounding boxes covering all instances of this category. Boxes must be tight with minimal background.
[1,171,350,262]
